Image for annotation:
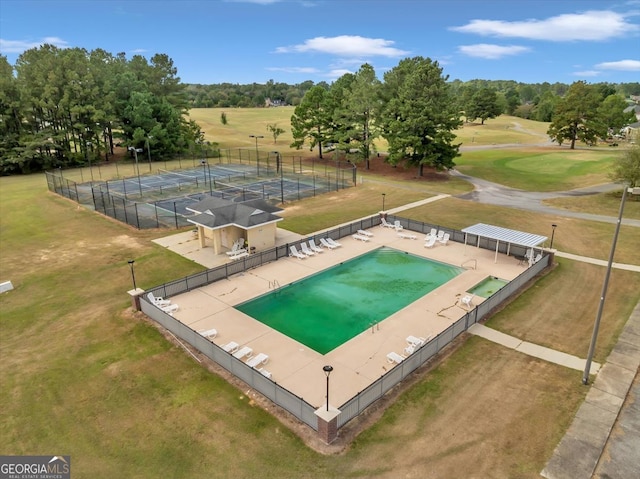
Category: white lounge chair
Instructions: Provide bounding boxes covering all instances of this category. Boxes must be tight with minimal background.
[381,217,395,229]
[394,220,403,231]
[309,239,324,253]
[404,343,418,355]
[289,245,306,259]
[230,250,250,260]
[147,292,171,307]
[532,253,542,265]
[397,232,417,240]
[326,238,342,248]
[386,351,405,364]
[436,230,445,241]
[319,238,338,249]
[406,335,426,347]
[258,367,272,379]
[246,353,269,368]
[222,341,239,353]
[352,234,370,242]
[159,303,179,315]
[357,229,374,237]
[424,236,437,248]
[425,228,437,240]
[438,232,450,245]
[198,328,218,339]
[300,242,315,256]
[233,346,253,360]
[225,239,246,256]
[461,294,474,309]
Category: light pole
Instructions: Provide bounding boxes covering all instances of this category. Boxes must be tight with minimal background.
[582,186,638,385]
[127,260,137,291]
[145,136,153,172]
[249,135,264,176]
[382,193,386,212]
[323,365,333,411]
[128,147,144,196]
[550,224,557,249]
[85,141,94,181]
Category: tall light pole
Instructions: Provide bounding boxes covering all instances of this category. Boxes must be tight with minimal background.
[249,135,264,176]
[582,186,638,385]
[145,135,153,172]
[550,224,557,249]
[127,260,137,290]
[128,146,143,196]
[323,365,333,411]
[85,141,94,181]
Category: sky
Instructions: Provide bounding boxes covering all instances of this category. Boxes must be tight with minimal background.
[1,0,639,86]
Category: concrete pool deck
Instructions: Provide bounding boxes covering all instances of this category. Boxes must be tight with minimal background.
[158,225,529,408]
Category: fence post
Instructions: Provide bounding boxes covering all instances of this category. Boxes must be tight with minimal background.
[315,407,341,444]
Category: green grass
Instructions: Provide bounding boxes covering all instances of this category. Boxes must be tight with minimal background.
[456,147,621,191]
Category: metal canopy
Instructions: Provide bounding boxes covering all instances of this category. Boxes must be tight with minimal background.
[461,223,547,263]
[461,223,547,248]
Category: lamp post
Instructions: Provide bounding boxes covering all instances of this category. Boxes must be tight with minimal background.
[249,135,264,176]
[582,186,638,385]
[127,260,137,291]
[550,224,557,249]
[382,193,386,212]
[272,151,284,203]
[323,365,333,411]
[145,136,153,172]
[128,147,144,196]
[85,141,94,181]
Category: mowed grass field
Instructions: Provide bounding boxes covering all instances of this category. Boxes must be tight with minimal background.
[2,109,640,478]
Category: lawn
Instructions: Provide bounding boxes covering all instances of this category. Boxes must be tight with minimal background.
[2,112,639,477]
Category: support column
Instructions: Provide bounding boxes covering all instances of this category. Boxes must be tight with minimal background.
[314,406,340,444]
[128,288,145,311]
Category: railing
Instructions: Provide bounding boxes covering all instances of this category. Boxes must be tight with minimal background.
[461,258,477,270]
[140,214,551,433]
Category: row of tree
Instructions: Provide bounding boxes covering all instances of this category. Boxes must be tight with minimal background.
[289,62,637,174]
[0,46,202,174]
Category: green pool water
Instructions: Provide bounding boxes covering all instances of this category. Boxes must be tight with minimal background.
[467,276,508,298]
[235,247,463,354]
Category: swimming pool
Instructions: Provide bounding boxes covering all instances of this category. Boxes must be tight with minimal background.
[235,247,463,354]
[467,276,509,298]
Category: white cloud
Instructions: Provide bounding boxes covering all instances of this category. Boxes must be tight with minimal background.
[326,68,354,78]
[595,59,640,71]
[573,70,601,77]
[0,36,69,53]
[266,66,320,73]
[130,48,147,54]
[275,35,409,57]
[450,10,638,41]
[458,44,530,59]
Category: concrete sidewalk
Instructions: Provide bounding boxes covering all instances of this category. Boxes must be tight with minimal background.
[467,324,601,374]
[554,251,640,273]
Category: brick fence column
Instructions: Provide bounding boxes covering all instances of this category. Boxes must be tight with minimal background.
[315,406,341,444]
[127,288,145,311]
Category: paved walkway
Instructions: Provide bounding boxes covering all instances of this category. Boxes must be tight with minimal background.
[467,324,601,373]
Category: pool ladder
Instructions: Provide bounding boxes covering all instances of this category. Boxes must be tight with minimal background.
[269,279,281,293]
[461,259,477,270]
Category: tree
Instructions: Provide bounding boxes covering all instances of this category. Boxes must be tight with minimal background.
[466,87,502,124]
[290,85,331,159]
[609,146,640,188]
[547,81,606,149]
[341,64,381,169]
[598,94,636,136]
[504,88,521,115]
[378,57,462,175]
[266,123,285,144]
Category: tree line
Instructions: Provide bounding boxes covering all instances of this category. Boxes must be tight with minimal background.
[289,62,638,174]
[0,46,202,175]
[1,44,638,176]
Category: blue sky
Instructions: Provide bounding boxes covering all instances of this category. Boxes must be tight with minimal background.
[1,0,639,85]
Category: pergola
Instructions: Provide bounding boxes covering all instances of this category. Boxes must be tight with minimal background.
[461,223,547,263]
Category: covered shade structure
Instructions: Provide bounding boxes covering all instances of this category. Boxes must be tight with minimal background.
[461,223,547,264]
